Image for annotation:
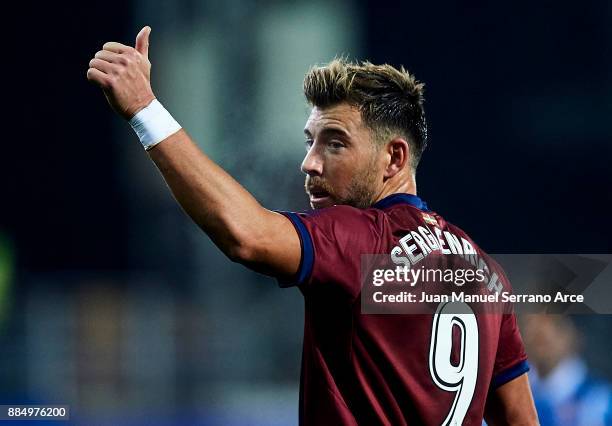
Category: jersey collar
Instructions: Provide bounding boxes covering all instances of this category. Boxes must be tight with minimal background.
[372,193,430,211]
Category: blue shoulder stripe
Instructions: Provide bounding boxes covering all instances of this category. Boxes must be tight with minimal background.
[492,360,530,389]
[277,212,314,288]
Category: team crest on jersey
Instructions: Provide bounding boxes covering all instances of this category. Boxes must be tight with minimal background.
[422,213,438,226]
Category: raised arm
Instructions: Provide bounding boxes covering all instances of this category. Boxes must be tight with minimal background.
[484,373,539,426]
[87,26,301,279]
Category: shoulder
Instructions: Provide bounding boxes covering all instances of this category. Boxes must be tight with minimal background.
[298,204,382,220]
[295,205,386,236]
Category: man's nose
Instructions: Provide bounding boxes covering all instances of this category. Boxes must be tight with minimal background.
[301,148,323,176]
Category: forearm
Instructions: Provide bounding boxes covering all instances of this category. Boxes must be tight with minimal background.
[484,374,539,425]
[147,129,272,261]
[87,29,301,276]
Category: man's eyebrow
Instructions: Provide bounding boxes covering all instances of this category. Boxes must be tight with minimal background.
[303,127,350,139]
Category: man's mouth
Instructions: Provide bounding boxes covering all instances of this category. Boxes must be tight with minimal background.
[308,188,333,207]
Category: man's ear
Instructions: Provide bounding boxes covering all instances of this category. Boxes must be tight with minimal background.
[383,138,410,179]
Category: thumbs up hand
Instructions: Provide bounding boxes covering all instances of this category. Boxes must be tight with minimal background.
[87,26,156,119]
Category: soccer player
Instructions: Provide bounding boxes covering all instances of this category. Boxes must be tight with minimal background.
[87,27,539,425]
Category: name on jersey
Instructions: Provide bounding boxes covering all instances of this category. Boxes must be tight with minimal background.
[391,225,476,268]
[388,225,509,296]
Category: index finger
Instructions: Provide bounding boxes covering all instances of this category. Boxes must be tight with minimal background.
[102,41,131,53]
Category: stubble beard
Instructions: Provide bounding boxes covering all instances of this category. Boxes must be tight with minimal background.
[305,156,380,210]
[340,161,379,209]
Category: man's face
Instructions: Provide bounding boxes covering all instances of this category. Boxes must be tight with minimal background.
[302,103,382,209]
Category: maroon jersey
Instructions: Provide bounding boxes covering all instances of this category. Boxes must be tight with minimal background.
[280,193,528,426]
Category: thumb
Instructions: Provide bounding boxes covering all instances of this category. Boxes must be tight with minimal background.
[135,26,151,57]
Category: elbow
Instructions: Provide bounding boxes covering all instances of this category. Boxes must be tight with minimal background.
[216,213,273,266]
[225,240,259,265]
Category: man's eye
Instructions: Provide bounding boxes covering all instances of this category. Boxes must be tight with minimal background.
[329,140,345,149]
[305,139,313,150]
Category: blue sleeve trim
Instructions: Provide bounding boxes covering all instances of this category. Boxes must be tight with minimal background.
[492,360,530,389]
[277,212,314,288]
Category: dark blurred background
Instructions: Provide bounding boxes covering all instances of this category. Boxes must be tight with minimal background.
[1,0,611,424]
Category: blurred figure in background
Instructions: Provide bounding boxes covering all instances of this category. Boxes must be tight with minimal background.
[522,314,612,426]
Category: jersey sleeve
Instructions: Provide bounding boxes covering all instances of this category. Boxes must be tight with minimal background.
[277,206,383,299]
[491,311,530,388]
[482,258,530,389]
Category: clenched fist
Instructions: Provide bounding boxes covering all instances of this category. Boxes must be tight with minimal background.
[87,26,156,120]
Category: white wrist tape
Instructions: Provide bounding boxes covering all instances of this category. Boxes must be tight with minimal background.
[129,99,182,150]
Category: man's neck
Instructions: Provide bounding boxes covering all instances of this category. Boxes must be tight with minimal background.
[374,176,417,204]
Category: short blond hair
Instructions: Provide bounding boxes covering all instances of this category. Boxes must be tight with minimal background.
[303,58,427,169]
